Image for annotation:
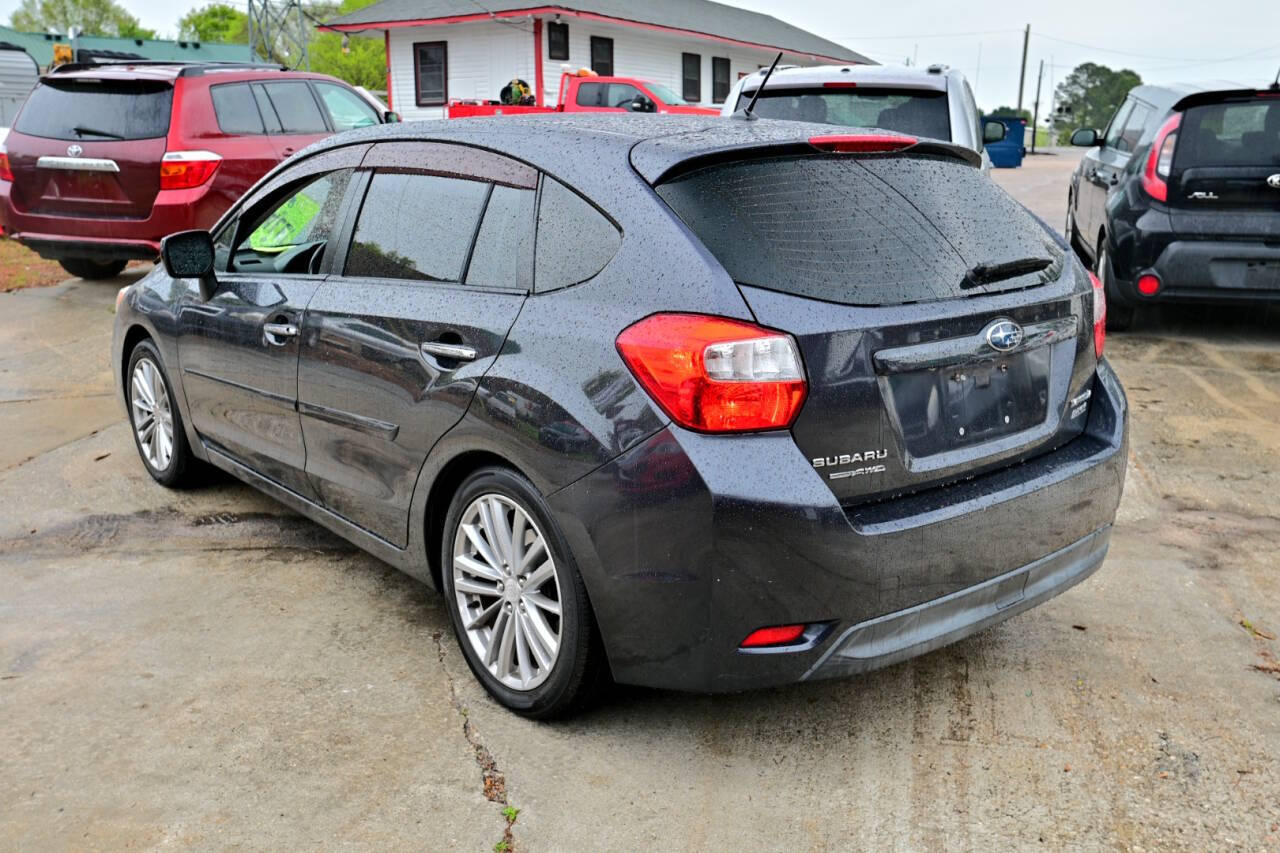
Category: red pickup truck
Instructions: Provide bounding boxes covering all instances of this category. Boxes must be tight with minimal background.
[447,72,718,118]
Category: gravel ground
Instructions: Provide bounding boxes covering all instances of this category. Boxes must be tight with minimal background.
[1,150,1278,851]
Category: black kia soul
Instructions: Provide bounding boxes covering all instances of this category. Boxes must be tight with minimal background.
[113,116,1128,717]
[1068,84,1280,329]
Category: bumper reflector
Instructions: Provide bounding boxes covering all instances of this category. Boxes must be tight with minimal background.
[741,624,807,648]
[1136,273,1161,296]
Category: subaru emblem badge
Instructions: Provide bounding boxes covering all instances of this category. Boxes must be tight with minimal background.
[66,144,83,157]
[984,319,1024,353]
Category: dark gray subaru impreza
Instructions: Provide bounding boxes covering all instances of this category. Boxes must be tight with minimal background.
[112,115,1128,717]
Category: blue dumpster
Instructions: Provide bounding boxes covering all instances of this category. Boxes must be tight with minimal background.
[983,116,1026,168]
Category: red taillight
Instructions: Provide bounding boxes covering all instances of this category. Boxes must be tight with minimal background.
[616,313,807,433]
[741,624,806,648]
[0,151,12,182]
[1136,273,1161,296]
[1090,270,1106,358]
[1141,113,1181,202]
[809,134,917,153]
[159,150,222,190]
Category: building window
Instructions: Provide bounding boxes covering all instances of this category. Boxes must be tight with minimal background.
[712,57,730,104]
[548,21,569,61]
[414,41,447,107]
[682,53,701,103]
[590,36,613,76]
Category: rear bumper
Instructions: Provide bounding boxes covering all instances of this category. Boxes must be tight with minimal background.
[549,360,1128,693]
[1116,239,1280,304]
[0,180,224,261]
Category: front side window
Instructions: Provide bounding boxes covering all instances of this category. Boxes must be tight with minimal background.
[590,36,613,77]
[345,171,489,282]
[314,82,380,131]
[682,53,702,103]
[577,83,641,108]
[1103,99,1133,148]
[230,169,353,274]
[415,41,448,106]
[262,81,328,134]
[712,57,730,104]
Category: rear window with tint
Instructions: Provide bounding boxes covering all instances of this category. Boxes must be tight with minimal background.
[262,81,328,134]
[14,79,173,141]
[656,154,1059,306]
[211,83,264,135]
[1177,99,1280,167]
[734,88,950,142]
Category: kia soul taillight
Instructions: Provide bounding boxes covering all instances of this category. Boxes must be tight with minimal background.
[1141,113,1181,202]
[616,314,807,432]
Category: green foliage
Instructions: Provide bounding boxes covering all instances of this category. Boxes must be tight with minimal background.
[1054,62,1142,144]
[177,3,248,44]
[990,105,1031,121]
[501,805,520,823]
[10,0,155,38]
[309,0,385,89]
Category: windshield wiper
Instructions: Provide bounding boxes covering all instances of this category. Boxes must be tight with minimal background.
[961,257,1053,290]
[71,125,124,139]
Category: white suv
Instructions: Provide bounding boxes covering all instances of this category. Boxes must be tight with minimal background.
[720,64,1006,173]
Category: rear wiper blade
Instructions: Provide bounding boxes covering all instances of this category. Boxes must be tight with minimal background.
[961,257,1053,290]
[71,125,124,139]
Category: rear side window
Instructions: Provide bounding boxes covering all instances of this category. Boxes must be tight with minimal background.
[346,171,489,282]
[1178,98,1280,167]
[14,79,173,141]
[733,88,951,141]
[656,155,1058,306]
[534,177,620,291]
[575,83,640,108]
[262,81,328,134]
[1115,102,1153,153]
[466,185,535,290]
[211,83,264,135]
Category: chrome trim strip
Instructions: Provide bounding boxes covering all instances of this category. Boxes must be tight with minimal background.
[419,341,477,362]
[36,156,121,173]
[181,367,294,407]
[298,401,399,441]
[873,315,1079,374]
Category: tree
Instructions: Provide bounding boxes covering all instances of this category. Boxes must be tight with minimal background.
[310,0,385,90]
[178,3,248,44]
[10,0,156,38]
[989,105,1031,122]
[1053,62,1141,144]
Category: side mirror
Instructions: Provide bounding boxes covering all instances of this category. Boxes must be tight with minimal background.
[383,110,401,123]
[628,95,655,113]
[161,229,218,301]
[982,119,1007,144]
[1070,128,1099,147]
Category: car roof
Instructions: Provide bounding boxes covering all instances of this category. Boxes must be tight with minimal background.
[42,61,320,84]
[1127,80,1259,112]
[735,64,951,93]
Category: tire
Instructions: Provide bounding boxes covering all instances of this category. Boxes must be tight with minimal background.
[441,466,605,718]
[59,258,128,280]
[126,340,198,487]
[1095,241,1135,332]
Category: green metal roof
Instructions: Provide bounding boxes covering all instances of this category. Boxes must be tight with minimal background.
[0,24,249,69]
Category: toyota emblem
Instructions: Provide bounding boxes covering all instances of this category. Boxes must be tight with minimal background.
[66,144,83,157]
[984,319,1024,353]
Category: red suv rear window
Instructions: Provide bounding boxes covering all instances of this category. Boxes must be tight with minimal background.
[14,78,173,141]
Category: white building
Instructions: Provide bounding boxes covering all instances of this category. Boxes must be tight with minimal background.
[323,1,870,121]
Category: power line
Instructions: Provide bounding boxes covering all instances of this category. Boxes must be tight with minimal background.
[1032,32,1280,65]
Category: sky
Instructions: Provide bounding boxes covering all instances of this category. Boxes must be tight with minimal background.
[2,0,1277,115]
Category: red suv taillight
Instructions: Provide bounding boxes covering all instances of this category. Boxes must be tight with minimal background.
[616,313,807,432]
[1090,270,1106,359]
[1141,113,1181,202]
[159,150,222,190]
[0,150,12,182]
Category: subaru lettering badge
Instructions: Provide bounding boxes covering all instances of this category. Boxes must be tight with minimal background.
[984,319,1023,353]
[66,144,83,158]
[1267,174,1280,189]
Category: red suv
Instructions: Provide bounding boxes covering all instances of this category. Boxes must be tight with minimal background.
[0,61,393,279]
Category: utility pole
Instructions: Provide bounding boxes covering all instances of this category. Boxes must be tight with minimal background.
[1016,23,1030,113]
[1031,59,1043,154]
[248,0,311,69]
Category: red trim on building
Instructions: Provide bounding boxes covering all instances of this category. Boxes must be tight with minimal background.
[533,18,544,107]
[384,30,392,109]
[322,5,862,65]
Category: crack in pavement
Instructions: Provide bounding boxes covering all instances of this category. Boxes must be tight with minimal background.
[430,628,518,851]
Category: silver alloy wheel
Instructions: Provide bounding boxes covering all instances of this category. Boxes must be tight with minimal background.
[452,494,563,691]
[130,357,174,471]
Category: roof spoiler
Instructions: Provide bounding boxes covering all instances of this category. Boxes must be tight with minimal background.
[1171,87,1278,110]
[640,133,983,185]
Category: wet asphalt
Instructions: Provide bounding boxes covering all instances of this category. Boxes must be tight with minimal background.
[2,148,1279,850]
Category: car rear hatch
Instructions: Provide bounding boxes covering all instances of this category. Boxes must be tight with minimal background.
[646,133,1100,506]
[6,76,173,219]
[1165,90,1280,241]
